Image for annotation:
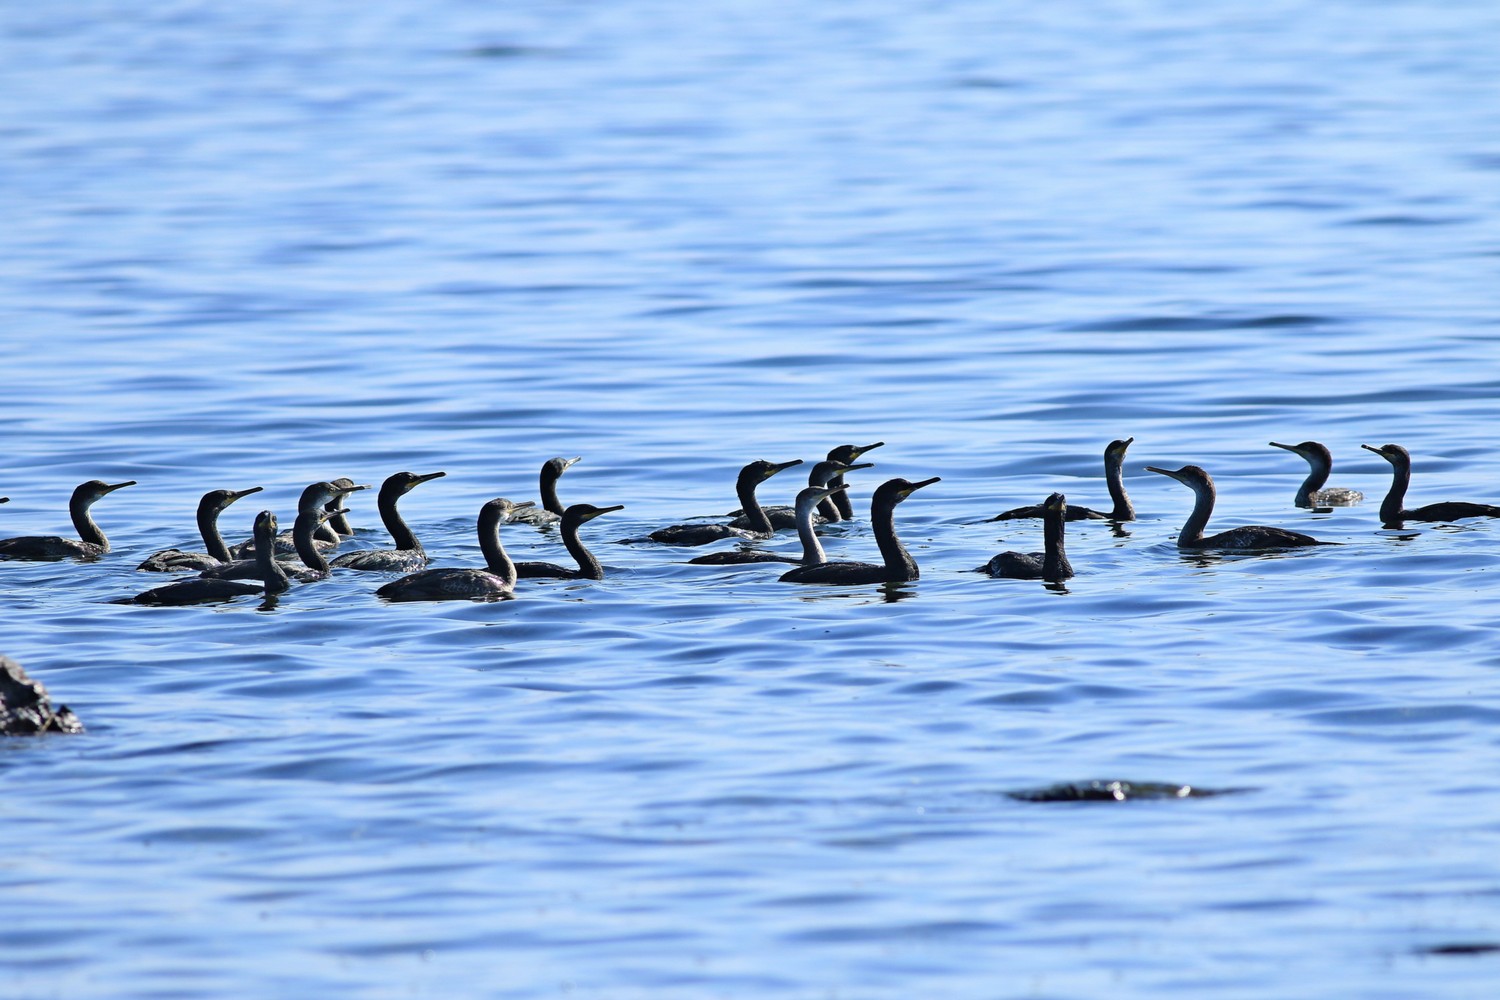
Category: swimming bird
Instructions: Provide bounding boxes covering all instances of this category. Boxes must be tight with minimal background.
[137,486,265,571]
[331,471,446,572]
[0,480,136,560]
[648,459,802,545]
[291,505,351,581]
[993,438,1136,521]
[1269,441,1363,507]
[693,484,847,565]
[230,479,370,556]
[508,457,581,526]
[728,458,875,531]
[820,442,884,521]
[375,498,528,602]
[118,510,290,606]
[514,503,625,579]
[1147,465,1326,549]
[203,481,365,579]
[982,492,1074,581]
[1361,443,1500,527]
[324,477,364,536]
[780,476,940,584]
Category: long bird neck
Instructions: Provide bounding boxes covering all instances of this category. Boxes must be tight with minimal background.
[1105,454,1134,520]
[378,489,421,551]
[871,498,918,581]
[540,469,566,516]
[71,499,108,551]
[478,510,516,588]
[325,499,353,536]
[1177,482,1216,546]
[1043,507,1071,580]
[735,477,772,534]
[293,510,330,573]
[796,500,828,565]
[1379,459,1410,524]
[198,504,233,563]
[255,533,291,595]
[826,473,855,521]
[560,518,603,580]
[1295,454,1331,508]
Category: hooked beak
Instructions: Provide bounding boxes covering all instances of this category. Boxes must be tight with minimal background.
[904,476,941,496]
[230,486,265,501]
[415,471,447,484]
[337,482,372,494]
[837,461,875,474]
[105,481,136,494]
[771,459,803,474]
[1269,441,1300,453]
[853,442,885,458]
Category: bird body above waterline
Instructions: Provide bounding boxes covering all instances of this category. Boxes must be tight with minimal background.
[780,476,939,584]
[0,480,136,560]
[138,486,264,571]
[983,492,1074,581]
[693,483,847,566]
[376,498,529,602]
[1361,443,1500,527]
[119,510,290,606]
[648,459,802,545]
[203,481,365,580]
[514,503,624,579]
[1147,465,1327,550]
[508,457,582,527]
[727,457,875,531]
[993,438,1136,522]
[1269,441,1362,508]
[332,470,446,572]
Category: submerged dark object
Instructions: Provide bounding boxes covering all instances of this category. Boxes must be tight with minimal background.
[1269,440,1362,508]
[648,459,802,545]
[779,476,939,585]
[1362,443,1500,528]
[1007,780,1242,803]
[0,654,84,735]
[1148,464,1328,550]
[982,492,1074,581]
[1416,943,1500,957]
[0,479,136,560]
[993,438,1135,521]
[332,470,446,572]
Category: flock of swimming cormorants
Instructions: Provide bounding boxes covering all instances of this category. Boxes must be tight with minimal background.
[0,438,1494,604]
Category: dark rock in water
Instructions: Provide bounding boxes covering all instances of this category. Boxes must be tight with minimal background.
[1007,779,1245,803]
[1,654,84,735]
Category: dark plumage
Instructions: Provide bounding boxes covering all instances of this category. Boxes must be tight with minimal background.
[1148,465,1327,549]
[993,438,1135,521]
[376,498,528,602]
[982,492,1074,581]
[204,481,365,580]
[1269,441,1362,507]
[693,484,846,565]
[118,510,289,606]
[780,476,939,585]
[137,486,264,571]
[0,480,135,560]
[332,470,446,572]
[508,457,582,527]
[514,503,624,579]
[648,459,802,545]
[820,442,884,521]
[1362,443,1500,527]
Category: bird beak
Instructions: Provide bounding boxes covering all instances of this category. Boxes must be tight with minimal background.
[340,483,372,493]
[907,476,941,493]
[838,462,875,473]
[1269,441,1297,453]
[231,486,265,500]
[1359,444,1379,454]
[596,504,625,514]
[773,459,803,473]
[854,442,885,457]
[105,481,136,493]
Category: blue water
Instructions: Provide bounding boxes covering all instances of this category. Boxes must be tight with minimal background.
[5,1,1500,995]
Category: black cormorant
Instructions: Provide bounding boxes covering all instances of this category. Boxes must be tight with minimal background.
[331,470,446,572]
[820,442,884,520]
[137,487,264,571]
[648,459,802,545]
[509,457,582,526]
[1270,441,1363,507]
[1147,465,1326,549]
[204,481,364,579]
[292,505,351,581]
[779,476,940,584]
[118,510,290,605]
[993,438,1135,521]
[693,484,846,565]
[0,480,136,560]
[325,477,362,536]
[728,458,874,531]
[376,498,528,602]
[982,492,1074,581]
[1362,443,1500,527]
[514,503,625,579]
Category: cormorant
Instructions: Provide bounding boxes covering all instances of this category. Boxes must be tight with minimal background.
[514,503,624,579]
[375,498,529,602]
[1147,465,1326,549]
[648,459,802,545]
[331,470,446,572]
[203,481,365,579]
[820,442,885,521]
[137,486,264,571]
[230,479,370,556]
[982,492,1074,581]
[0,480,136,560]
[292,505,351,581]
[325,477,362,536]
[118,510,290,606]
[992,438,1135,521]
[1270,441,1363,507]
[780,476,940,584]
[1362,443,1500,527]
[508,457,581,526]
[693,484,846,565]
[728,458,874,531]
